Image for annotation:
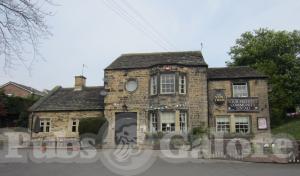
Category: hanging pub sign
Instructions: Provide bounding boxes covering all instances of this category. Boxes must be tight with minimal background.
[227,97,259,112]
[213,90,226,106]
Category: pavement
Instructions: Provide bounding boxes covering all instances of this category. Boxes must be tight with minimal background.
[0,149,299,176]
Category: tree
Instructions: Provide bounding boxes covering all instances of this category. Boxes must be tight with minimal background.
[0,91,7,117]
[0,0,53,71]
[0,91,39,127]
[0,100,6,117]
[227,28,300,126]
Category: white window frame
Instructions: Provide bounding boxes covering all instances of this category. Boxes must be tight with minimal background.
[232,82,249,97]
[40,119,51,132]
[160,74,176,94]
[160,112,175,132]
[179,75,186,94]
[150,75,157,95]
[216,116,230,133]
[149,112,158,132]
[179,111,187,133]
[235,116,250,134]
[71,119,79,133]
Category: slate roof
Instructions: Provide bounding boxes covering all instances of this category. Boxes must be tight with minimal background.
[0,81,45,96]
[29,86,104,112]
[105,51,207,70]
[208,66,268,80]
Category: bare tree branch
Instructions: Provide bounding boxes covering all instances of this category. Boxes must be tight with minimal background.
[0,0,53,73]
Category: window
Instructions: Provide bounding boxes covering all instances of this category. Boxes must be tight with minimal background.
[40,119,50,132]
[71,119,79,132]
[232,82,248,97]
[179,111,187,133]
[216,116,230,133]
[235,116,250,134]
[160,74,175,94]
[149,112,158,132]
[125,80,138,92]
[179,75,186,94]
[160,112,175,132]
[150,76,157,95]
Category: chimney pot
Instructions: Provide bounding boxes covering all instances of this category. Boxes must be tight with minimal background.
[74,76,86,91]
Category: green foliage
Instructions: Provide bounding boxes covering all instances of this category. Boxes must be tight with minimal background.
[0,91,38,127]
[170,135,187,149]
[145,131,164,139]
[16,111,29,128]
[227,28,300,127]
[188,126,207,143]
[192,126,206,136]
[272,118,300,140]
[78,117,107,135]
[0,93,7,117]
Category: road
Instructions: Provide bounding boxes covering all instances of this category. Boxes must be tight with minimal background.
[0,156,299,176]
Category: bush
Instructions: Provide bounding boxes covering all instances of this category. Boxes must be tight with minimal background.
[188,126,207,147]
[170,135,186,149]
[16,111,29,128]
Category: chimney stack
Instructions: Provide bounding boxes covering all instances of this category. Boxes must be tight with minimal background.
[74,76,86,91]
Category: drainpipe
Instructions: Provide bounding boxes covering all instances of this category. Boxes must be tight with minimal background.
[30,112,34,139]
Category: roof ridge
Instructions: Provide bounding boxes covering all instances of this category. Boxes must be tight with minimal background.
[60,86,104,90]
[1,81,44,95]
[121,50,202,56]
[106,51,206,70]
[209,66,251,69]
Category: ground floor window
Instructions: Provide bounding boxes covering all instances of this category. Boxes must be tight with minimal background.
[179,111,187,133]
[71,119,79,132]
[235,116,250,134]
[160,112,175,132]
[216,116,230,133]
[149,111,189,133]
[40,119,50,132]
[149,112,158,132]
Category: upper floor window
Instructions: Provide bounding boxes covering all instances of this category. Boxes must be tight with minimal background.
[125,79,138,92]
[232,82,248,97]
[150,75,157,95]
[40,119,50,132]
[160,74,175,94]
[179,75,186,94]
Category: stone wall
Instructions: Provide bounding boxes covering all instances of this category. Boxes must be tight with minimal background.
[30,111,103,140]
[104,65,208,146]
[208,79,271,136]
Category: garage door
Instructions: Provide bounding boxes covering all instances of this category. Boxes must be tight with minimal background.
[115,112,137,145]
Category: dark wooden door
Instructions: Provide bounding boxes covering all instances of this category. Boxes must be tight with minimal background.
[115,112,137,145]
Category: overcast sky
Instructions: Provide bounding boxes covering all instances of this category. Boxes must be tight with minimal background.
[1,0,300,91]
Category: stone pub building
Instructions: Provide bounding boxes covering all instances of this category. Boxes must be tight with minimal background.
[30,51,270,147]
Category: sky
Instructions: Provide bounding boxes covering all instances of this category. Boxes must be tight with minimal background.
[1,0,300,91]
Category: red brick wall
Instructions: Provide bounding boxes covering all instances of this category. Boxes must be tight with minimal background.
[1,84,31,98]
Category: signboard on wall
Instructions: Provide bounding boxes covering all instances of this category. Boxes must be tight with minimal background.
[257,117,268,130]
[213,89,226,106]
[227,97,259,112]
